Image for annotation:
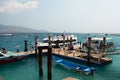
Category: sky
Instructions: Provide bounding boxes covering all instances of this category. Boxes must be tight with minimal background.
[0,0,120,33]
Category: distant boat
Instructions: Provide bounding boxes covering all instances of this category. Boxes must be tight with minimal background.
[0,52,28,64]
[0,33,13,37]
[53,55,96,75]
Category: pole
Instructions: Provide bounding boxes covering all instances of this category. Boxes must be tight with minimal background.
[38,47,43,77]
[87,37,91,66]
[70,37,72,47]
[102,37,106,56]
[47,47,52,80]
[48,35,51,47]
[24,38,28,52]
[35,36,39,55]
[47,34,52,80]
[63,35,65,50]
[69,37,73,50]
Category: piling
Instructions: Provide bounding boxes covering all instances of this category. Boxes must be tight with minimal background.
[24,38,28,52]
[70,37,72,47]
[63,35,65,50]
[48,35,51,47]
[67,37,69,47]
[102,37,106,55]
[47,47,52,80]
[48,35,52,80]
[55,34,59,48]
[35,36,39,55]
[87,37,91,66]
[38,47,43,76]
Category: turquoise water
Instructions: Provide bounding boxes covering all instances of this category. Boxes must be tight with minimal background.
[0,33,120,80]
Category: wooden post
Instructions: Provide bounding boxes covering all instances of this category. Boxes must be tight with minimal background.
[87,37,91,66]
[102,37,106,56]
[48,35,51,47]
[55,34,59,48]
[69,37,73,50]
[24,38,28,52]
[63,35,65,50]
[38,47,43,77]
[35,36,39,55]
[70,37,72,47]
[47,47,52,80]
[67,37,69,47]
[47,34,52,80]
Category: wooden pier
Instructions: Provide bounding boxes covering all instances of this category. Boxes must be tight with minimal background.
[14,44,112,66]
[52,47,112,66]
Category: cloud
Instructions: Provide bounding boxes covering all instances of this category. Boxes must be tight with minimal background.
[0,0,39,13]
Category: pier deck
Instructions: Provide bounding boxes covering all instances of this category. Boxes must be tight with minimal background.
[52,47,112,66]
[15,45,112,66]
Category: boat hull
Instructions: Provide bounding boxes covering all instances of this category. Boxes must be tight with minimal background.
[0,56,26,64]
[53,55,95,75]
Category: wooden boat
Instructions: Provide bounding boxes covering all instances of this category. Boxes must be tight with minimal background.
[0,52,28,64]
[53,55,96,75]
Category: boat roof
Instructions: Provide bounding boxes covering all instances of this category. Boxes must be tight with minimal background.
[91,37,112,41]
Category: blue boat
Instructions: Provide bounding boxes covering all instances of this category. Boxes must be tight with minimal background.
[53,55,96,75]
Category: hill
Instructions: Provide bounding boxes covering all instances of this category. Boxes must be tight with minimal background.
[0,24,48,33]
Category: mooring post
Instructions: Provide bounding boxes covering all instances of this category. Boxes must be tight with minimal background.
[48,34,52,80]
[102,37,106,56]
[47,47,52,80]
[87,37,91,66]
[35,36,39,55]
[38,47,43,77]
[56,34,59,48]
[24,38,28,52]
[70,37,72,47]
[48,35,51,47]
[63,35,65,50]
[67,37,69,47]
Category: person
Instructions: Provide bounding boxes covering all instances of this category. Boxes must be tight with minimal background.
[1,48,6,54]
[30,44,34,53]
[16,44,20,52]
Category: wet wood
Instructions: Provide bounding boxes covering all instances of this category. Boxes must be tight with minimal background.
[47,47,52,80]
[38,47,43,76]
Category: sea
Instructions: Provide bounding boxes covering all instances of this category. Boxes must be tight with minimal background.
[0,33,120,80]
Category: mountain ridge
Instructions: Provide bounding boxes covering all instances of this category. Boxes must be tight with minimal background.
[0,24,48,33]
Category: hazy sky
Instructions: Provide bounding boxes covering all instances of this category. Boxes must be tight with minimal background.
[0,0,120,33]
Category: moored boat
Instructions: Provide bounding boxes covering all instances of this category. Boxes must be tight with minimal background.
[0,52,28,64]
[42,34,77,48]
[81,37,115,53]
[53,55,96,75]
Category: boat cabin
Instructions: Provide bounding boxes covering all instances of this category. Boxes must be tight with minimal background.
[90,37,114,49]
[42,34,77,48]
[81,37,114,53]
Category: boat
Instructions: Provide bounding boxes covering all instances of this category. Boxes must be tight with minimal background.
[53,55,96,75]
[0,52,28,64]
[0,33,13,37]
[81,37,115,53]
[43,34,77,47]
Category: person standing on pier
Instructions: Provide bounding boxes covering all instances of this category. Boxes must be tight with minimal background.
[16,44,20,52]
[30,43,34,53]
